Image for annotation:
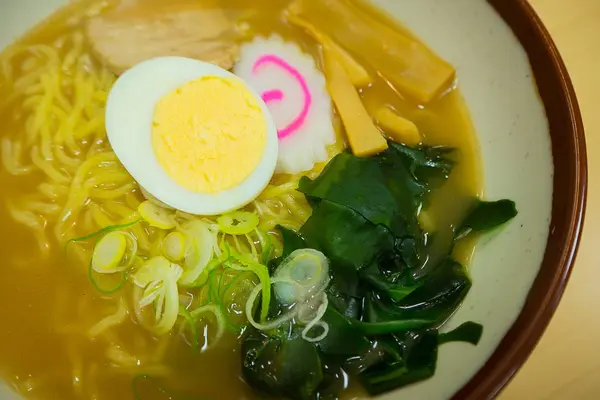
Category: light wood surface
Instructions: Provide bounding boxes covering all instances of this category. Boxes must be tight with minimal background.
[500,1,600,399]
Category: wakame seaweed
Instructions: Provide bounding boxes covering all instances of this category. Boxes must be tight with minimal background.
[455,199,518,240]
[241,143,517,400]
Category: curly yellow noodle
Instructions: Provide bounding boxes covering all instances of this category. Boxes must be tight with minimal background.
[50,101,69,122]
[245,233,259,259]
[89,203,114,229]
[22,93,42,110]
[0,30,134,255]
[21,59,37,73]
[30,147,70,183]
[281,193,311,221]
[88,298,128,338]
[1,138,33,175]
[89,183,136,200]
[6,199,51,258]
[55,143,83,168]
[22,199,61,216]
[2,44,59,83]
[85,170,132,189]
[62,32,84,71]
[51,76,72,115]
[102,201,138,219]
[38,71,64,154]
[82,207,96,234]
[13,70,44,92]
[260,218,303,233]
[258,180,300,200]
[55,152,118,241]
[75,115,104,140]
[133,226,152,253]
[38,182,68,200]
[30,227,51,255]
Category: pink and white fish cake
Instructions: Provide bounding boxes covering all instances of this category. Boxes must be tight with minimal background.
[234,35,336,174]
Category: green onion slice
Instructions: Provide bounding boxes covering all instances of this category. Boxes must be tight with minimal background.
[273,249,330,305]
[179,221,216,286]
[217,211,259,235]
[255,228,272,265]
[138,201,176,230]
[88,259,128,295]
[92,231,137,273]
[179,305,199,352]
[66,219,141,247]
[227,250,271,323]
[190,304,226,344]
[163,231,186,262]
[132,256,182,335]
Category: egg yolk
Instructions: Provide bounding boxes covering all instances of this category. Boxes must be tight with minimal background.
[152,76,267,194]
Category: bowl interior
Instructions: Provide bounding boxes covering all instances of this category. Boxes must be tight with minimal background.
[0,0,554,399]
[371,1,553,398]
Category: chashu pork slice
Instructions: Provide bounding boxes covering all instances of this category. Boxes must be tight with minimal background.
[86,0,240,75]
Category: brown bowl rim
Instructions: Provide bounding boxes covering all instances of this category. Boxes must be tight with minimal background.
[453,1,587,399]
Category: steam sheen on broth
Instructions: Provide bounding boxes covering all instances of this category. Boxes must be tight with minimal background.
[0,0,489,399]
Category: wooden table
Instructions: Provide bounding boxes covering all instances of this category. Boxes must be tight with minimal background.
[500,1,600,399]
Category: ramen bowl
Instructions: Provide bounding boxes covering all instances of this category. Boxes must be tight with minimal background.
[0,0,586,399]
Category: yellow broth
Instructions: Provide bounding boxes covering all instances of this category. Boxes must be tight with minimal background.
[0,0,482,399]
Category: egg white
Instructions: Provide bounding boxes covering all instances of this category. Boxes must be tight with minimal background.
[105,57,278,216]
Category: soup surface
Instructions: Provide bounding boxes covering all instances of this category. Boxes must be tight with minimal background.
[0,0,494,399]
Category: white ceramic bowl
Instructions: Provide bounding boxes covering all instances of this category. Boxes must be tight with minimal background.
[0,0,585,399]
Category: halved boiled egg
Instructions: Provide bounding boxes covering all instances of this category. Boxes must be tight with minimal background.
[105,57,278,215]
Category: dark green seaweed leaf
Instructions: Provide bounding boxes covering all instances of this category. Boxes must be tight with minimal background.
[395,236,422,270]
[242,326,323,400]
[351,317,434,336]
[359,321,482,396]
[299,153,400,229]
[300,200,394,295]
[301,200,393,270]
[379,143,455,218]
[387,142,454,185]
[317,306,372,356]
[326,284,363,320]
[299,144,454,238]
[456,199,518,240]
[322,302,432,340]
[315,362,348,399]
[363,259,471,324]
[278,225,307,258]
[360,263,421,303]
[438,321,483,345]
[374,336,404,364]
[361,330,438,395]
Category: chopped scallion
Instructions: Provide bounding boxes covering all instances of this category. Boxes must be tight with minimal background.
[66,219,141,248]
[217,211,259,235]
[138,201,176,230]
[88,259,128,295]
[163,231,186,262]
